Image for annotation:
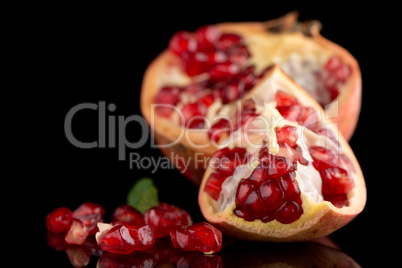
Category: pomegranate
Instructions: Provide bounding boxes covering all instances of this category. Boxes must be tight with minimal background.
[95,222,155,254]
[143,202,192,238]
[198,67,366,241]
[64,218,90,245]
[140,12,361,184]
[73,202,105,235]
[46,207,73,233]
[170,222,223,254]
[112,204,144,226]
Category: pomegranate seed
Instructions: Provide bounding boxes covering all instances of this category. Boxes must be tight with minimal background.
[276,105,304,122]
[276,126,299,148]
[243,190,267,219]
[248,164,268,186]
[216,33,242,51]
[168,31,197,57]
[326,84,340,101]
[198,92,215,107]
[216,147,248,177]
[320,167,354,194]
[228,44,251,65]
[204,172,225,201]
[181,102,207,129]
[170,222,222,254]
[208,62,241,83]
[208,118,232,143]
[274,200,303,224]
[97,224,155,254]
[267,155,294,178]
[46,207,73,233]
[323,193,349,208]
[112,204,144,225]
[64,219,89,245]
[194,25,221,51]
[309,146,339,171]
[324,56,342,72]
[73,202,105,235]
[183,52,215,76]
[275,90,299,107]
[143,203,192,238]
[235,179,255,207]
[73,202,105,218]
[260,179,285,211]
[222,79,245,104]
[154,86,181,117]
[278,172,302,204]
[332,64,351,82]
[276,142,298,164]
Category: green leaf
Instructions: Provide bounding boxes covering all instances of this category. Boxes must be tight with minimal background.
[127,177,159,213]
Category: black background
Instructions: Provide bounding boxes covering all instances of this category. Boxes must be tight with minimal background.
[19,2,394,267]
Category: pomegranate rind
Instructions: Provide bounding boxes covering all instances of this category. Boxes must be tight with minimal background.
[198,67,366,241]
[140,12,362,185]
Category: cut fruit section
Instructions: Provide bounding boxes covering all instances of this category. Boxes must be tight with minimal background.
[198,67,366,241]
[141,12,361,184]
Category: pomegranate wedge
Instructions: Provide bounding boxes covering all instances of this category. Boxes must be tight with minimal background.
[198,67,366,241]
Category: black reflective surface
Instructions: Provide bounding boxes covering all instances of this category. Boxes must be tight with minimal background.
[45,233,360,267]
[24,2,392,267]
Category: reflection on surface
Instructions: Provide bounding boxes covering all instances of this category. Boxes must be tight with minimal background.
[47,232,360,267]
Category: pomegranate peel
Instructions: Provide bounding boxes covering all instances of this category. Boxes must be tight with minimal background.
[198,67,366,241]
[140,12,361,185]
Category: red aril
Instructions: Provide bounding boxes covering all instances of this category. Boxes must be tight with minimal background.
[73,202,105,235]
[143,202,192,238]
[217,33,243,51]
[194,25,221,51]
[168,31,197,57]
[96,223,155,254]
[112,204,144,226]
[46,207,73,233]
[64,219,89,245]
[170,222,222,254]
[154,86,181,117]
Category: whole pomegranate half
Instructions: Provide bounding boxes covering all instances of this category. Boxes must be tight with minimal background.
[198,67,366,241]
[140,12,361,184]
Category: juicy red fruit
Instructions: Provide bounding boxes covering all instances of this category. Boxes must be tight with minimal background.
[170,222,222,254]
[97,224,155,254]
[233,146,303,224]
[73,202,105,235]
[64,219,89,245]
[46,207,73,233]
[144,202,192,238]
[168,31,197,57]
[112,204,144,226]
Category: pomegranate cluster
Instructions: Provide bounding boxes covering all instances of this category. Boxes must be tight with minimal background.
[46,201,223,257]
[203,90,356,224]
[153,25,352,130]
